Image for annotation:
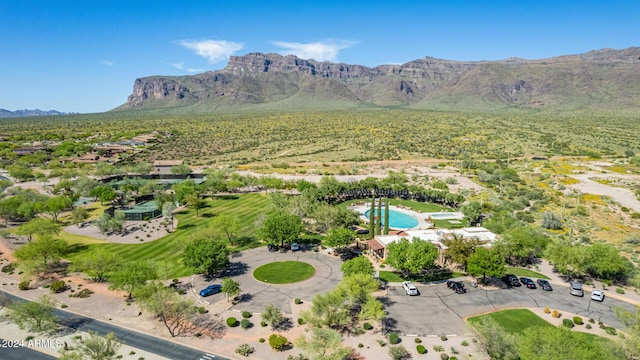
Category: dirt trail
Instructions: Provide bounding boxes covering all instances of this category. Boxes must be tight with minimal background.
[568,173,640,212]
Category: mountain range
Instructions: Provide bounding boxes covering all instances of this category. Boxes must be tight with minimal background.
[0,109,73,118]
[120,47,640,113]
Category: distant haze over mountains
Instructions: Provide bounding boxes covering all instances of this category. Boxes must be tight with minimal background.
[119,47,640,113]
[0,109,75,118]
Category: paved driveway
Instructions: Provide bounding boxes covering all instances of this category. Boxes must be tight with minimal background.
[193,247,344,314]
[384,280,637,336]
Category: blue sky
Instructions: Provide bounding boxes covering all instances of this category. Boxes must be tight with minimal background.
[1,0,638,113]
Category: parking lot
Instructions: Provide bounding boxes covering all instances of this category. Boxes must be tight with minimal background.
[384,280,637,336]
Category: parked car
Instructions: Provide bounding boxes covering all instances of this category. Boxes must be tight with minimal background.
[570,281,584,297]
[199,284,222,297]
[339,248,361,261]
[402,281,419,296]
[291,242,300,251]
[446,280,465,294]
[502,274,521,287]
[536,279,553,291]
[267,243,279,252]
[520,277,537,289]
[591,289,605,302]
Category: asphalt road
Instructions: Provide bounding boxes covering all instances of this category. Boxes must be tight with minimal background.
[385,280,637,336]
[0,290,226,360]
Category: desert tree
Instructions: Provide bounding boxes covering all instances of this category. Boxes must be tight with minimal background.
[324,227,356,249]
[295,327,351,360]
[211,214,240,245]
[7,295,58,333]
[221,277,241,302]
[136,281,198,337]
[261,304,286,330]
[59,331,122,360]
[108,260,158,299]
[467,247,505,282]
[257,212,304,247]
[341,256,375,277]
[14,235,69,277]
[15,217,61,242]
[73,248,121,282]
[182,237,229,276]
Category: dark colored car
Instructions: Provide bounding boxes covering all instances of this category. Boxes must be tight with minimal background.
[446,280,465,294]
[267,244,279,252]
[520,277,537,289]
[199,284,222,297]
[502,274,521,287]
[536,279,553,291]
[338,248,362,261]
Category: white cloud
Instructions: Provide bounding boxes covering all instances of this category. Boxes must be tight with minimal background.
[187,68,204,73]
[171,62,184,70]
[177,39,244,63]
[100,60,114,66]
[272,39,357,62]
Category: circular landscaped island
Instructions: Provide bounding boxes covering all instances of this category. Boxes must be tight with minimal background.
[253,261,316,284]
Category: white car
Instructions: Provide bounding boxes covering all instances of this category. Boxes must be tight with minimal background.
[402,281,419,296]
[291,242,300,251]
[591,289,605,302]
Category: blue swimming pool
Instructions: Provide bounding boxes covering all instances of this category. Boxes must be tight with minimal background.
[364,209,419,229]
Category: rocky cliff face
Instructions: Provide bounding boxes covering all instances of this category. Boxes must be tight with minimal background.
[121,47,640,111]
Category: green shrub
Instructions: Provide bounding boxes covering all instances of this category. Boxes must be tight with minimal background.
[388,332,401,344]
[61,304,68,308]
[259,338,265,343]
[440,354,449,360]
[294,298,302,304]
[589,318,595,323]
[440,335,448,341]
[269,334,288,351]
[226,317,237,327]
[414,337,422,343]
[242,311,252,318]
[69,288,94,298]
[586,324,592,329]
[297,317,305,325]
[461,340,468,346]
[433,345,444,352]
[417,344,427,354]
[605,326,618,335]
[197,306,207,314]
[617,288,625,294]
[1,262,17,273]
[261,321,267,327]
[363,322,373,330]
[50,280,67,293]
[562,319,574,328]
[18,280,30,290]
[573,316,583,325]
[235,343,254,357]
[240,319,251,329]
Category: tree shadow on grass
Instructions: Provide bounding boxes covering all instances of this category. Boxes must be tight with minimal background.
[67,243,89,253]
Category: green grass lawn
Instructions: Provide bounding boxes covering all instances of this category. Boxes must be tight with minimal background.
[253,261,316,284]
[505,266,550,279]
[468,309,612,344]
[468,309,550,334]
[65,193,273,278]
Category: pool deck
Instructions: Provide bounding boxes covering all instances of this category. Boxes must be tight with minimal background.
[350,204,434,230]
